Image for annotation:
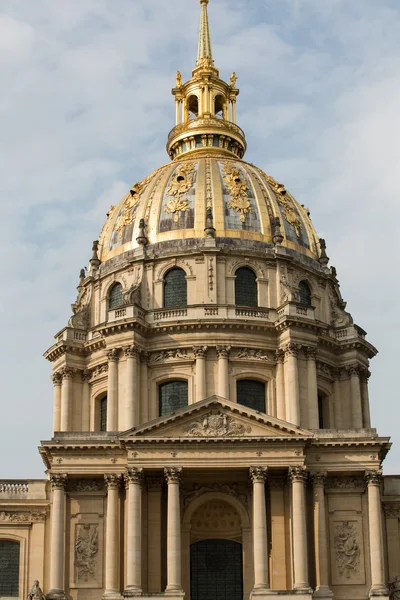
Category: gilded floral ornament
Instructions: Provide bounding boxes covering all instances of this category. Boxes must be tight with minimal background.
[261,171,302,238]
[116,172,154,235]
[165,162,196,223]
[222,162,252,223]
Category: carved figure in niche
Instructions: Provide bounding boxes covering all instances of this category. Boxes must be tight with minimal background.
[28,581,45,600]
[334,521,360,578]
[75,523,99,582]
[280,273,296,304]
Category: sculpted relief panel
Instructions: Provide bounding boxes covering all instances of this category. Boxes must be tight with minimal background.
[330,517,365,585]
[74,523,99,584]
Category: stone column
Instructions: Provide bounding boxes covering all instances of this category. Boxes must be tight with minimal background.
[164,467,183,593]
[250,466,270,591]
[365,470,389,596]
[175,99,181,125]
[232,98,237,123]
[204,84,210,113]
[361,369,372,429]
[81,370,91,432]
[332,369,342,429]
[140,352,149,423]
[47,474,67,600]
[284,344,301,426]
[216,346,230,399]
[125,468,144,597]
[305,347,319,429]
[124,346,139,429]
[106,349,119,431]
[147,478,163,593]
[289,466,310,591]
[193,346,208,403]
[104,474,122,598]
[347,365,363,429]
[52,373,62,434]
[311,472,333,598]
[275,350,286,421]
[60,368,74,432]
[269,477,287,590]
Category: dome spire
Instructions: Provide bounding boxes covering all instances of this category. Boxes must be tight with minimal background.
[196,0,213,69]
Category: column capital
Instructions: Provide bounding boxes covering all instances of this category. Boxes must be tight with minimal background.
[81,369,92,383]
[164,467,183,484]
[289,466,308,485]
[104,473,122,490]
[52,372,62,386]
[346,363,360,377]
[140,350,150,364]
[250,466,268,483]
[216,345,231,358]
[125,467,144,487]
[193,346,208,359]
[365,469,383,487]
[304,346,317,360]
[61,367,75,380]
[124,345,140,359]
[275,349,285,363]
[331,367,342,381]
[106,348,120,362]
[284,342,299,357]
[310,471,327,488]
[49,473,68,491]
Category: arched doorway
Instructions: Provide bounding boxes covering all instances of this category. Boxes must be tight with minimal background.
[188,498,244,600]
[191,539,243,600]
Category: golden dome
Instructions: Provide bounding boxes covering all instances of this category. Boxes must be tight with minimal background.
[98,154,321,263]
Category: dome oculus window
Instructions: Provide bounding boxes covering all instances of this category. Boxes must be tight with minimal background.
[299,281,312,307]
[164,268,187,308]
[109,283,123,310]
[235,267,258,307]
[159,381,188,416]
[236,379,266,413]
[0,540,20,597]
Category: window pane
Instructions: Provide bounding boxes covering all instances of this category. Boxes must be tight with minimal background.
[299,281,311,306]
[318,394,325,429]
[235,268,257,307]
[164,269,187,308]
[0,540,19,597]
[159,381,188,416]
[109,284,123,309]
[237,380,266,412]
[100,397,107,432]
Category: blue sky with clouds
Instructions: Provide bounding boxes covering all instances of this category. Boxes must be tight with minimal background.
[1,0,399,477]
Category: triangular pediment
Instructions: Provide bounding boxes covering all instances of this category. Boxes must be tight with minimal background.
[120,396,313,440]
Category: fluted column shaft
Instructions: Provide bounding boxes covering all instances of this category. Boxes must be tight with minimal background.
[311,473,333,597]
[289,467,310,591]
[60,369,74,431]
[48,475,67,597]
[216,346,230,399]
[125,347,139,429]
[193,347,207,402]
[125,468,143,596]
[165,467,183,592]
[107,349,119,431]
[366,471,388,596]
[332,370,342,429]
[275,351,286,420]
[250,467,269,590]
[348,365,363,429]
[81,371,91,432]
[306,347,319,429]
[52,373,62,434]
[284,344,300,426]
[104,475,121,597]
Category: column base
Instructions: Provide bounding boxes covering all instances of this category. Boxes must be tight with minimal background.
[313,586,334,599]
[104,592,124,600]
[164,588,185,597]
[369,584,390,598]
[124,587,143,598]
[46,591,67,600]
[250,586,275,599]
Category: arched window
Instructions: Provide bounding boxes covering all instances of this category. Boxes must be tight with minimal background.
[164,268,187,308]
[237,380,266,413]
[214,95,225,119]
[235,267,258,307]
[159,381,188,417]
[299,281,312,307]
[100,396,107,432]
[188,95,199,119]
[109,283,123,309]
[0,540,20,597]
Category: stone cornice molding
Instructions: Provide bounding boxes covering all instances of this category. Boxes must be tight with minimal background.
[49,473,68,491]
[193,346,208,359]
[288,466,307,485]
[125,468,144,487]
[310,471,327,487]
[249,466,268,483]
[365,469,383,487]
[164,467,183,484]
[104,474,122,491]
[216,345,231,358]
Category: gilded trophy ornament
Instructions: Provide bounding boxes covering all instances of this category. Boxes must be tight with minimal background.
[222,162,252,222]
[165,162,196,223]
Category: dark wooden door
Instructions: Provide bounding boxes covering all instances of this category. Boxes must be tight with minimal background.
[190,538,243,600]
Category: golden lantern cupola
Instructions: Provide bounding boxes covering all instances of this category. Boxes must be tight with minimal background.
[167,0,246,160]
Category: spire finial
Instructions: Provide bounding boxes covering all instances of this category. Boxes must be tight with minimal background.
[196,0,213,68]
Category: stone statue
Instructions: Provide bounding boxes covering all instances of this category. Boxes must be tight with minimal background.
[28,580,45,600]
[230,71,237,87]
[390,576,400,600]
[176,70,182,87]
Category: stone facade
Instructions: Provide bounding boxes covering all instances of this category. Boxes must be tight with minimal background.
[1,2,400,600]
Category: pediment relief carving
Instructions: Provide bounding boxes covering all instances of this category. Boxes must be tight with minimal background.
[182,410,251,437]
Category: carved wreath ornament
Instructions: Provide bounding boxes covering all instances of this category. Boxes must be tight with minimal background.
[183,411,251,437]
[165,162,196,223]
[222,162,252,223]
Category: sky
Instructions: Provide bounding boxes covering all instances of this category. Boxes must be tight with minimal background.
[0,0,399,478]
